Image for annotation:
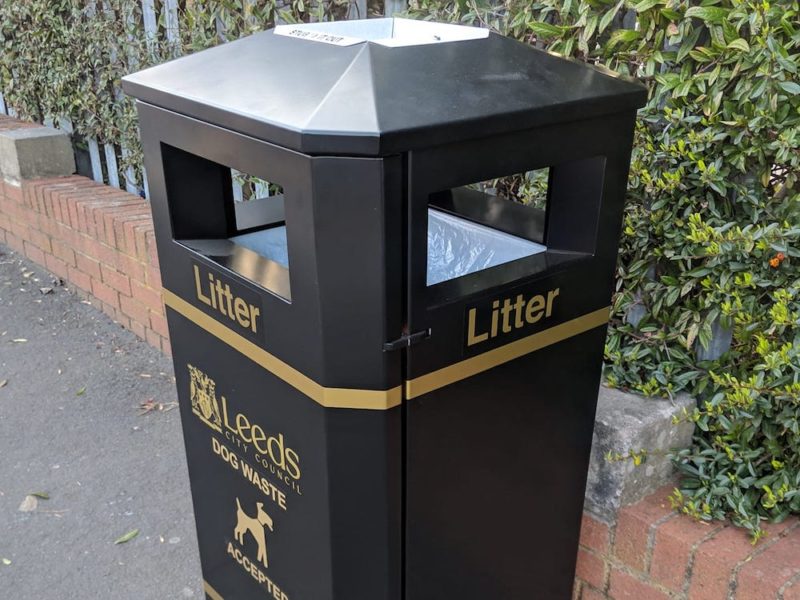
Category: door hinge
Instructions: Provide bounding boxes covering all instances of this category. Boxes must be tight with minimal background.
[383,329,431,352]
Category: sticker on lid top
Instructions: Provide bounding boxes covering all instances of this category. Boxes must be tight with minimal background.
[275,27,364,46]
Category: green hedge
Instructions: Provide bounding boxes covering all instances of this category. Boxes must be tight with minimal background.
[1,0,798,537]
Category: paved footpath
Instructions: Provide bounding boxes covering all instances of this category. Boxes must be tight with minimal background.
[0,243,202,599]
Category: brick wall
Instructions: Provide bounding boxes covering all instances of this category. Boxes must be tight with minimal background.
[575,485,800,599]
[1,117,799,599]
[0,174,170,354]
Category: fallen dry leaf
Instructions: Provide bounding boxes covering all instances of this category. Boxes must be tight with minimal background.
[18,495,38,512]
[139,399,178,415]
[76,387,86,396]
[29,492,49,500]
[114,529,139,545]
[39,287,53,295]
[2,558,10,566]
[10,339,27,344]
[0,380,7,389]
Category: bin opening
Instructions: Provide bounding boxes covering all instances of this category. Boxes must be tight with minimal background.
[427,169,550,286]
[162,144,292,301]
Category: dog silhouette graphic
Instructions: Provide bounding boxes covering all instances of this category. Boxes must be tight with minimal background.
[234,497,274,568]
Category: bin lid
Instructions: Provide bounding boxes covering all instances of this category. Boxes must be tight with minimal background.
[122,18,647,156]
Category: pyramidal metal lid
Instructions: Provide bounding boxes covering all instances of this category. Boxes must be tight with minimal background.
[122,18,647,156]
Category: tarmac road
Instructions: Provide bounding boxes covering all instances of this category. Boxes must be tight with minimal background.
[0,243,202,600]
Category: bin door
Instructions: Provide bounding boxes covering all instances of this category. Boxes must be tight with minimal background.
[402,118,636,600]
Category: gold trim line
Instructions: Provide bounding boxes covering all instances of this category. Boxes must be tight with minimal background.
[405,306,611,399]
[203,580,224,600]
[163,289,402,410]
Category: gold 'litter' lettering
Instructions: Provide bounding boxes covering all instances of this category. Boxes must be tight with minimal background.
[194,264,261,333]
[467,288,560,346]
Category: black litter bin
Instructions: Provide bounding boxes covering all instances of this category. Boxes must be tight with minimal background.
[122,18,646,600]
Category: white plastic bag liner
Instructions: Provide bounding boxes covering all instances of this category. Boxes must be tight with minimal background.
[427,209,546,285]
[231,226,289,268]
[229,208,545,285]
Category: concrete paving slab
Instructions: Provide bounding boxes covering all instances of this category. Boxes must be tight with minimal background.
[0,243,202,599]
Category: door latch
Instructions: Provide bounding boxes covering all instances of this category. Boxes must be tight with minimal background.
[383,329,431,352]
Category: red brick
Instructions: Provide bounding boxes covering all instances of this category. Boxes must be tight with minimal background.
[53,221,78,247]
[66,265,92,292]
[150,310,169,337]
[24,207,41,227]
[784,577,800,600]
[131,280,163,313]
[54,192,76,228]
[27,228,52,254]
[102,205,148,248]
[736,524,800,600]
[119,294,150,326]
[66,198,80,231]
[21,180,48,210]
[608,569,669,600]
[36,215,58,239]
[42,185,66,223]
[100,264,131,296]
[83,238,118,268]
[75,197,118,238]
[99,301,116,320]
[160,336,171,356]
[689,520,794,600]
[145,327,162,350]
[111,210,149,254]
[44,254,68,279]
[581,514,611,554]
[650,514,723,592]
[23,241,45,265]
[85,198,141,242]
[70,191,122,235]
[116,253,146,283]
[121,214,152,256]
[133,221,154,262]
[146,265,162,289]
[10,219,30,242]
[580,587,607,600]
[0,196,21,219]
[129,319,146,340]
[613,485,677,572]
[91,279,120,309]
[4,231,23,253]
[576,549,607,590]
[113,309,131,331]
[86,197,138,246]
[4,181,23,203]
[75,252,102,280]
[145,230,158,266]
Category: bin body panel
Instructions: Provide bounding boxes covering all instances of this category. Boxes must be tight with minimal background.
[404,261,610,599]
[168,306,403,600]
[137,102,404,600]
[405,326,606,600]
[403,115,637,598]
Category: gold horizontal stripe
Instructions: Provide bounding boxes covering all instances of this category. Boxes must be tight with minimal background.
[203,580,224,600]
[163,289,402,410]
[405,306,610,399]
